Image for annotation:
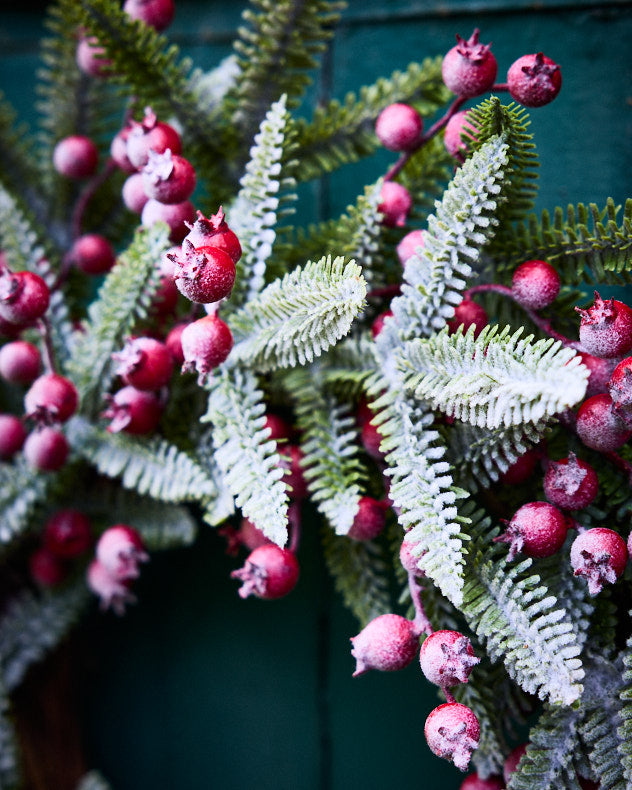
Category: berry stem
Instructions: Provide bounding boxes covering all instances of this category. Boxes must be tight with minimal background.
[70,159,117,241]
[443,688,457,704]
[38,317,57,374]
[288,501,301,553]
[408,571,433,636]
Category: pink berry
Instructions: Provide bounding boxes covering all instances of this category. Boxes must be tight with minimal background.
[347,496,387,541]
[608,355,632,427]
[0,340,41,384]
[543,453,598,511]
[69,233,116,275]
[361,419,386,460]
[231,544,299,600]
[141,198,195,243]
[441,29,497,98]
[576,292,632,359]
[0,413,26,459]
[23,426,69,471]
[399,539,425,576]
[378,181,412,227]
[278,444,308,501]
[460,773,504,790]
[396,229,425,266]
[499,447,540,485]
[141,149,196,205]
[511,259,560,310]
[180,314,234,381]
[183,207,242,265]
[24,373,78,424]
[96,524,148,580]
[123,0,175,31]
[576,393,632,452]
[0,270,50,325]
[444,110,478,158]
[503,743,527,783]
[168,240,236,304]
[165,322,186,365]
[375,103,423,152]
[419,629,480,687]
[495,501,569,561]
[425,702,480,771]
[53,135,99,180]
[103,385,163,435]
[126,107,182,169]
[350,613,419,677]
[122,172,149,214]
[570,527,628,596]
[580,352,618,398]
[112,336,173,391]
[447,299,488,338]
[371,310,393,339]
[87,559,135,615]
[43,509,92,558]
[29,547,68,587]
[75,36,111,78]
[507,53,562,108]
[110,126,136,173]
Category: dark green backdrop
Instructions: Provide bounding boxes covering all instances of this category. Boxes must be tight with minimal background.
[1,1,631,788]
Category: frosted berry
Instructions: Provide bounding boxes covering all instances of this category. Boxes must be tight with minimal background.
[126,107,182,169]
[424,702,480,772]
[350,613,419,677]
[543,453,598,511]
[419,629,480,688]
[87,559,135,615]
[576,292,632,359]
[29,547,68,588]
[511,259,560,310]
[371,310,393,339]
[181,314,234,381]
[53,135,99,180]
[183,207,242,265]
[396,229,425,266]
[576,393,632,452]
[375,103,423,152]
[499,447,540,485]
[580,352,618,398]
[399,539,425,576]
[169,240,236,304]
[122,172,149,214]
[165,322,186,365]
[608,355,632,427]
[0,414,27,459]
[112,336,173,391]
[76,36,111,78]
[44,509,92,558]
[447,299,488,338]
[96,524,148,580]
[150,258,180,320]
[103,385,163,435]
[264,413,292,442]
[231,544,299,600]
[347,496,387,541]
[0,340,41,384]
[378,181,412,227]
[278,444,308,501]
[361,418,386,460]
[441,29,497,98]
[507,52,562,108]
[0,270,50,325]
[24,373,78,424]
[570,527,628,596]
[24,426,69,471]
[495,501,569,561]
[110,126,136,174]
[141,149,196,205]
[460,773,504,790]
[68,233,116,275]
[123,0,175,31]
[444,110,478,158]
[503,743,527,783]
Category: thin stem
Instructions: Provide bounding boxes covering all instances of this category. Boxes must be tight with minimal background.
[408,571,433,636]
[288,501,301,553]
[38,317,56,374]
[443,688,456,704]
[70,159,117,241]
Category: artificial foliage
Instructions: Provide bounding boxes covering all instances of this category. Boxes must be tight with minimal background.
[0,2,631,789]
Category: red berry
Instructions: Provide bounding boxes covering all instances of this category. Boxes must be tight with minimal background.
[444,110,478,158]
[375,103,423,152]
[123,0,175,31]
[69,234,116,275]
[24,373,78,424]
[96,524,148,580]
[122,172,149,214]
[460,773,504,790]
[608,355,632,427]
[180,314,234,380]
[347,496,387,541]
[579,352,618,398]
[350,613,419,676]
[126,107,182,169]
[378,181,412,228]
[447,299,488,338]
[499,447,540,485]
[23,426,69,471]
[576,292,632,359]
[231,544,299,600]
[169,241,236,304]
[53,135,99,180]
[0,270,50,325]
[507,52,562,107]
[419,629,480,687]
[570,527,627,596]
[141,198,195,243]
[371,310,393,339]
[503,743,527,783]
[87,559,135,615]
[75,36,111,78]
[441,29,497,98]
[103,385,163,435]
[183,207,242,265]
[361,419,386,460]
[110,126,136,174]
[396,229,425,266]
[511,259,560,310]
[112,336,173,391]
[495,501,569,561]
[43,509,92,558]
[0,413,26,459]
[29,547,68,587]
[150,266,180,320]
[141,149,196,205]
[425,702,480,771]
[263,413,292,442]
[0,340,41,384]
[576,393,632,452]
[399,538,425,576]
[543,453,598,511]
[278,444,308,501]
[165,322,186,365]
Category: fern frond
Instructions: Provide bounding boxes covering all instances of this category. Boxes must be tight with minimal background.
[76,772,113,790]
[189,55,241,116]
[0,459,55,547]
[398,325,588,429]
[617,628,632,782]
[228,255,366,371]
[0,93,41,214]
[197,429,236,526]
[0,681,19,790]
[203,367,288,546]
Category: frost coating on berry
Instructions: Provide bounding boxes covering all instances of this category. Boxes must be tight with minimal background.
[543,453,598,511]
[53,135,99,180]
[103,385,163,435]
[347,496,387,541]
[576,393,632,452]
[608,355,632,427]
[419,630,480,687]
[23,426,69,471]
[570,527,628,596]
[511,259,560,310]
[424,702,480,771]
[44,509,92,558]
[183,208,242,264]
[396,229,425,266]
[122,172,149,214]
[169,240,236,304]
[123,0,175,31]
[113,336,173,391]
[0,341,41,384]
[69,234,116,275]
[180,314,234,382]
[0,414,26,459]
[447,299,488,338]
[141,199,195,242]
[444,110,478,158]
[126,107,182,169]
[580,352,618,398]
[350,613,419,676]
[375,103,424,152]
[378,181,412,227]
[576,292,632,359]
[87,560,136,615]
[142,149,196,205]
[495,501,568,560]
[24,374,78,424]
[441,29,497,98]
[507,53,562,108]
[96,525,148,581]
[460,773,504,790]
[0,270,50,325]
[499,447,540,485]
[110,126,136,173]
[399,538,425,576]
[231,544,299,600]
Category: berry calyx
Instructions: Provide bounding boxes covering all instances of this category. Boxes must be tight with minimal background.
[0,413,27,459]
[24,373,79,424]
[68,233,116,276]
[507,52,562,107]
[447,299,488,338]
[570,527,628,595]
[231,543,299,600]
[576,393,632,452]
[123,0,175,31]
[424,702,480,771]
[183,208,242,265]
[347,496,387,541]
[141,149,196,205]
[126,107,182,169]
[543,453,598,511]
[169,241,236,304]
[495,501,569,560]
[608,355,632,427]
[87,559,136,615]
[23,426,69,471]
[180,313,234,381]
[375,103,424,152]
[511,259,560,310]
[53,135,99,180]
[378,181,412,227]
[350,613,419,676]
[441,29,497,98]
[103,385,163,435]
[0,340,41,384]
[0,270,50,325]
[575,292,632,359]
[112,336,173,391]
[96,524,148,580]
[419,629,480,688]
[43,509,92,558]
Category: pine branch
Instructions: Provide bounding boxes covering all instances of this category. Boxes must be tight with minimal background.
[617,627,632,783]
[0,680,19,790]
[0,459,55,548]
[228,255,367,371]
[398,325,588,429]
[318,333,375,401]
[197,429,236,526]
[203,367,289,546]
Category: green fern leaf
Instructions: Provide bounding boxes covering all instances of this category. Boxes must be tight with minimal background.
[617,627,632,782]
[0,459,55,547]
